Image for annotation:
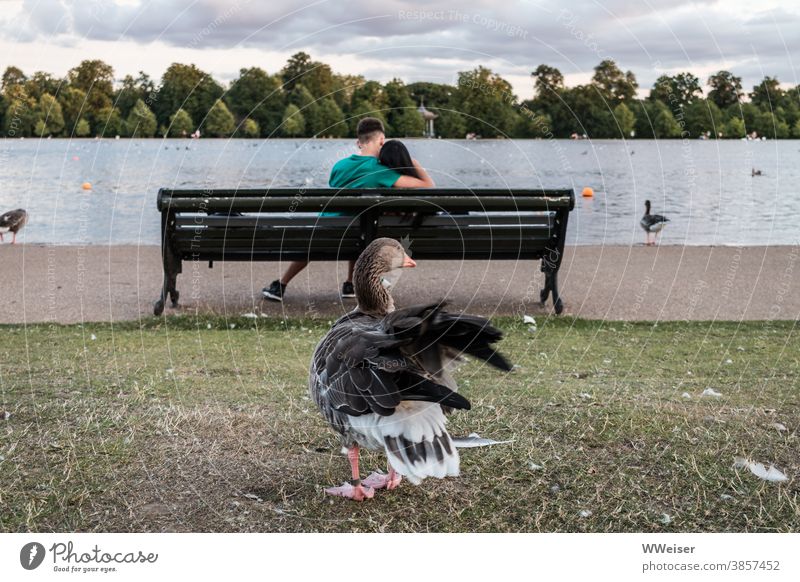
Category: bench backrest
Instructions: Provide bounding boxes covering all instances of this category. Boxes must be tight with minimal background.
[158,188,574,262]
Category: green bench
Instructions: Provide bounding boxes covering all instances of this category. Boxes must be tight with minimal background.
[154,188,575,316]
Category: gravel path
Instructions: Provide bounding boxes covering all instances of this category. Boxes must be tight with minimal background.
[1,244,798,324]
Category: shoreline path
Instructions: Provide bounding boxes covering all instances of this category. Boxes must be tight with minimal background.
[1,244,798,324]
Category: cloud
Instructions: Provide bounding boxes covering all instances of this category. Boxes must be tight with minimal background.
[1,0,798,97]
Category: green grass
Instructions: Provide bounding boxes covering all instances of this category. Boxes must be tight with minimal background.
[1,315,797,532]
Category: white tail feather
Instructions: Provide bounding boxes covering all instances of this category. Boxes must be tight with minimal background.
[349,402,459,485]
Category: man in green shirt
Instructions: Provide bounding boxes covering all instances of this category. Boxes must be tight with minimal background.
[263,117,433,301]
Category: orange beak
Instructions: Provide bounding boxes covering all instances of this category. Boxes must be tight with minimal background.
[402,254,417,268]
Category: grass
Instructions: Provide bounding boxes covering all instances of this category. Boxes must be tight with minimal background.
[0,315,797,532]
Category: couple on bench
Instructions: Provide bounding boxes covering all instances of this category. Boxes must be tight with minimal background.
[262,117,435,302]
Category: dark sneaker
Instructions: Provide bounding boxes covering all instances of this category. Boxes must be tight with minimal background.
[262,280,286,302]
[341,281,356,298]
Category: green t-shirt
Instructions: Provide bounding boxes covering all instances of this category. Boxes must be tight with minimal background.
[328,155,401,189]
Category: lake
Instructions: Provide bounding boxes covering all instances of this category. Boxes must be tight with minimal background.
[1,138,797,246]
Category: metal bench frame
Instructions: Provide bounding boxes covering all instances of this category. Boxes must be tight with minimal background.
[154,188,575,315]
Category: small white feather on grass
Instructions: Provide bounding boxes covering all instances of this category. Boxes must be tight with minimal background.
[733,457,788,483]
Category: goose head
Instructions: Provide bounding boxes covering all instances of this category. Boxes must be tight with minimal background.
[353,237,416,316]
[644,200,651,215]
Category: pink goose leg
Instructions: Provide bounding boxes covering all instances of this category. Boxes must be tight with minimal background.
[324,446,375,501]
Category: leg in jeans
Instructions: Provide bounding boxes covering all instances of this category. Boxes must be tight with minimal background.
[346,260,355,283]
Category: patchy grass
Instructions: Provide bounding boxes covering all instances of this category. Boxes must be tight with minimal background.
[0,315,798,532]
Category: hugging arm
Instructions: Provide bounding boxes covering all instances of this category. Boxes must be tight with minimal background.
[394,159,435,188]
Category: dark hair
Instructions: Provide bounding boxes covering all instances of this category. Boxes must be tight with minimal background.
[356,117,385,143]
[378,139,419,178]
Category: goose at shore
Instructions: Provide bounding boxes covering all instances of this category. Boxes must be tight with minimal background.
[640,200,669,246]
[0,209,27,244]
[309,238,512,501]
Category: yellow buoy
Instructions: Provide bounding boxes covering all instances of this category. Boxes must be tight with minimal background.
[582,186,594,197]
[82,182,92,190]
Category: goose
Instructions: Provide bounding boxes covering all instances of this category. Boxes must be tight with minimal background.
[0,209,27,244]
[309,238,512,500]
[640,200,669,246]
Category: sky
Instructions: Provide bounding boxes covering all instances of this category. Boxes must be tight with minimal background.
[0,0,798,100]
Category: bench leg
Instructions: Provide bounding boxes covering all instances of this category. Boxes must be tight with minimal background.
[540,270,564,315]
[154,244,180,316]
[549,271,564,315]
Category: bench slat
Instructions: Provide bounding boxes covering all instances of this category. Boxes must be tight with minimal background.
[161,196,572,213]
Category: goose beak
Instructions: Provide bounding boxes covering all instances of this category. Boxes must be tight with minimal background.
[402,254,417,268]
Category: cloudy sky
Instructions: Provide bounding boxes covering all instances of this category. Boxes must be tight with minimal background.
[0,0,798,99]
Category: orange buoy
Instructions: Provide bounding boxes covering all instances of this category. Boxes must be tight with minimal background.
[82,182,92,190]
[582,186,594,197]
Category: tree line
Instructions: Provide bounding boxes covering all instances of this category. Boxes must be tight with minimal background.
[2,52,798,139]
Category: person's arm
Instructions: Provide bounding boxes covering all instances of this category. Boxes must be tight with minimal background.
[393,159,435,188]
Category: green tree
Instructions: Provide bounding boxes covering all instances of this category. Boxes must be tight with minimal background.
[95,106,124,137]
[3,85,36,136]
[652,102,681,138]
[532,64,565,100]
[239,118,260,138]
[57,87,87,135]
[391,108,425,137]
[35,93,64,136]
[26,72,61,100]
[67,60,114,128]
[707,71,742,109]
[2,66,27,90]
[383,78,420,135]
[753,110,789,138]
[125,98,157,137]
[75,118,91,137]
[750,76,784,109]
[226,67,284,136]
[649,73,701,108]
[280,52,334,96]
[331,73,364,110]
[306,97,346,137]
[281,104,305,137]
[613,102,636,137]
[116,72,156,118]
[451,67,518,137]
[724,116,746,138]
[514,107,553,138]
[168,108,194,137]
[430,108,466,138]
[592,59,638,105]
[203,99,235,137]
[155,63,223,127]
[683,100,723,138]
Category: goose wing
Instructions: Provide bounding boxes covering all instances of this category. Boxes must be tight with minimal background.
[0,209,27,230]
[383,302,513,378]
[311,312,472,420]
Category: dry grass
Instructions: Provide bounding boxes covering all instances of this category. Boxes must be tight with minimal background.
[1,315,798,532]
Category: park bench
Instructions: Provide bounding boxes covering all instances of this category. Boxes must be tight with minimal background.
[154,188,575,316]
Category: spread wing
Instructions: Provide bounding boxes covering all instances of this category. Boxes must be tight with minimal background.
[311,306,511,419]
[312,314,472,418]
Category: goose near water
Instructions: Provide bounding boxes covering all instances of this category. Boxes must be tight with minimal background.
[640,200,669,246]
[309,238,512,500]
[0,209,27,244]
